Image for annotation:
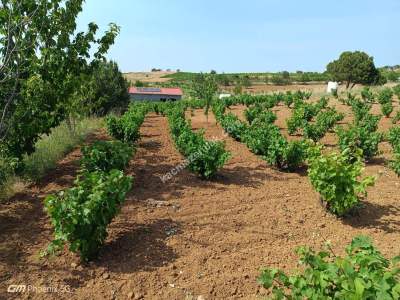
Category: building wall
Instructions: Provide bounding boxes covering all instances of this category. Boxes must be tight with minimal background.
[130,94,182,102]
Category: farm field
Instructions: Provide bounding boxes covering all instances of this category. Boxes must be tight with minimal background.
[1,93,400,299]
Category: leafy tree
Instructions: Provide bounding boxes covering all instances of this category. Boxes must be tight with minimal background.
[0,0,119,159]
[88,61,130,115]
[327,51,386,89]
[189,73,218,121]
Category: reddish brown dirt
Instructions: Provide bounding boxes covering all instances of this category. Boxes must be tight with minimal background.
[1,97,400,300]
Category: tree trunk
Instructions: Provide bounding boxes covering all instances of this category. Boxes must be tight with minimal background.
[350,83,356,89]
[346,81,351,89]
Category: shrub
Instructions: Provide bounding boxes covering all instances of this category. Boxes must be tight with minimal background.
[258,235,400,299]
[105,105,146,143]
[244,123,306,170]
[350,98,372,122]
[167,107,231,179]
[393,84,400,99]
[44,170,132,261]
[244,105,264,124]
[286,107,308,135]
[266,139,308,171]
[81,141,134,173]
[336,125,382,161]
[303,109,344,141]
[286,102,322,135]
[390,153,400,176]
[361,86,375,103]
[377,88,394,105]
[244,105,277,125]
[382,102,394,117]
[388,127,400,150]
[308,148,375,216]
[255,111,277,125]
[392,111,400,124]
[220,113,248,141]
[356,113,381,132]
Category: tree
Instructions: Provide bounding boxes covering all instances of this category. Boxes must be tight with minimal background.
[189,73,218,122]
[87,61,130,116]
[327,51,385,89]
[0,0,119,159]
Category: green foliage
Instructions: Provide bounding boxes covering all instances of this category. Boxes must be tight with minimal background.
[286,100,323,135]
[0,155,17,188]
[244,105,277,125]
[106,105,146,143]
[361,87,375,103]
[308,148,375,216]
[81,141,134,173]
[258,235,400,299]
[244,123,307,170]
[220,113,249,141]
[44,170,132,261]
[392,111,400,124]
[388,127,400,176]
[378,88,394,104]
[393,84,400,99]
[303,109,345,141]
[22,118,104,179]
[382,102,394,118]
[167,107,230,179]
[87,61,130,115]
[388,127,400,151]
[390,153,400,176]
[189,73,218,119]
[336,125,382,161]
[244,105,264,124]
[0,0,120,160]
[327,51,386,88]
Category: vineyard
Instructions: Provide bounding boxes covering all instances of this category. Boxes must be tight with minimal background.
[1,85,400,299]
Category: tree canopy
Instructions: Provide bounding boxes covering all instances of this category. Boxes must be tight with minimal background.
[326,51,386,89]
[0,0,120,159]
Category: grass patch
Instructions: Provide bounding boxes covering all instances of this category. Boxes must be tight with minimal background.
[0,117,103,201]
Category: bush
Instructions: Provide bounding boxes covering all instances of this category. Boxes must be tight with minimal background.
[392,111,400,124]
[308,148,375,216]
[244,123,307,170]
[303,109,345,141]
[44,170,132,261]
[382,102,394,117]
[167,107,231,179]
[258,236,400,299]
[377,88,394,105]
[390,153,400,176]
[393,84,400,99]
[286,101,322,135]
[81,141,134,173]
[356,113,381,132]
[244,105,264,124]
[336,125,382,161]
[106,104,146,143]
[350,98,372,122]
[220,113,248,141]
[361,86,375,103]
[388,127,400,150]
[244,105,277,125]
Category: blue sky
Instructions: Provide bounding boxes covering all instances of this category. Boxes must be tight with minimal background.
[77,0,399,73]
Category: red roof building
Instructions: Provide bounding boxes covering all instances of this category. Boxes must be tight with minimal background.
[128,87,183,101]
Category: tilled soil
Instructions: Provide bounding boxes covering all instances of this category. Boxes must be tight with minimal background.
[1,99,400,300]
